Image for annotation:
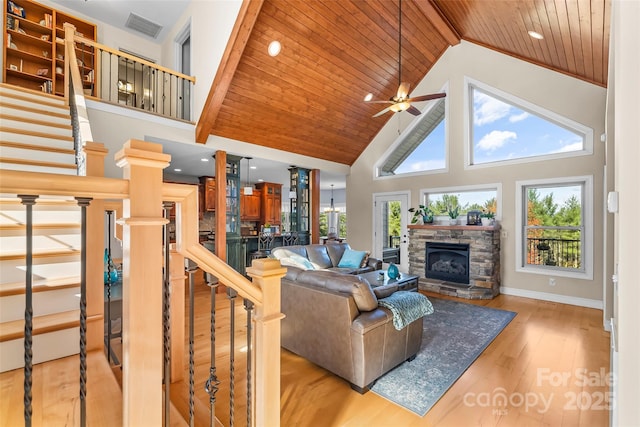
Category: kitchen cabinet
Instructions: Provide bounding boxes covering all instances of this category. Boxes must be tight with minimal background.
[199,176,216,212]
[255,182,281,225]
[240,187,261,221]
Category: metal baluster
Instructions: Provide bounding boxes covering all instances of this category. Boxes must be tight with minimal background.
[19,195,38,427]
[227,287,238,427]
[76,197,93,427]
[243,299,254,427]
[186,260,198,427]
[162,202,173,426]
[204,273,220,427]
[105,210,113,364]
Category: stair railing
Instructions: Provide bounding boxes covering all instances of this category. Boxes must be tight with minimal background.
[0,139,284,426]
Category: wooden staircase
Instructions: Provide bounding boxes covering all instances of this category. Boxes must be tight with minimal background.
[0,84,81,372]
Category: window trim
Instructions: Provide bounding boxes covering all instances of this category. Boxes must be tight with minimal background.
[515,175,594,280]
[374,83,449,180]
[463,77,594,170]
[420,183,503,220]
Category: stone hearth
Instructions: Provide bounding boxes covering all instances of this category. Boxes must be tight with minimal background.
[408,224,501,299]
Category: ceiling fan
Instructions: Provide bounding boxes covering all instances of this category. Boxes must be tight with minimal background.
[367,0,446,118]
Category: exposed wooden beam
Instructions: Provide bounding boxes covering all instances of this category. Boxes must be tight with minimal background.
[413,0,460,46]
[195,0,265,143]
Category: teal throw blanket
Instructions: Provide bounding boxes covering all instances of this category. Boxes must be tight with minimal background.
[378,291,434,330]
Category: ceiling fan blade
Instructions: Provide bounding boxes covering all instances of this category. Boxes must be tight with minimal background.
[406,105,421,116]
[366,100,394,104]
[397,82,410,99]
[372,106,393,118]
[406,93,447,103]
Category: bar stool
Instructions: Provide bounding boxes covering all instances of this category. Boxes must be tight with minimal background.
[282,231,299,246]
[250,230,274,260]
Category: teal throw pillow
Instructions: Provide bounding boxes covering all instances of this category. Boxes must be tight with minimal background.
[338,249,367,268]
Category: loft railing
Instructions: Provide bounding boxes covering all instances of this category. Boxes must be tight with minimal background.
[63,24,196,122]
[0,140,284,426]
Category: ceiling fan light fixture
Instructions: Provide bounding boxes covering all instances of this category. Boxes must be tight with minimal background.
[390,101,410,113]
[364,93,373,102]
[528,30,544,40]
[268,40,281,57]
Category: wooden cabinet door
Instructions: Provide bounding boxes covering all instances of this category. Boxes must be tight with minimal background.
[200,177,216,211]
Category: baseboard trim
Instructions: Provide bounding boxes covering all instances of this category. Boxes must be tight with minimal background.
[500,286,603,309]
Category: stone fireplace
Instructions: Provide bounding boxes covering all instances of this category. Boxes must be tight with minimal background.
[408,224,501,299]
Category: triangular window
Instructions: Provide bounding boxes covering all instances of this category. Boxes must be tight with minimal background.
[377,98,446,176]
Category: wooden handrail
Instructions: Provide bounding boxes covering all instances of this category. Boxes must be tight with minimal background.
[73,36,196,84]
[0,169,128,199]
[162,182,264,306]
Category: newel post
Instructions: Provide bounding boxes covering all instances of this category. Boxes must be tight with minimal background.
[115,139,170,426]
[83,142,108,351]
[245,258,287,427]
[169,245,185,382]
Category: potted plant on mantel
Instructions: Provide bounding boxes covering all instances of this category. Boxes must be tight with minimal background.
[480,210,495,226]
[448,206,460,225]
[409,204,434,225]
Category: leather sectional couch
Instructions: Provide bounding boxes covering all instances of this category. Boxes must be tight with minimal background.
[271,243,425,393]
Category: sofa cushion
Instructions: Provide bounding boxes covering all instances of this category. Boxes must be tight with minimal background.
[305,244,334,269]
[338,248,368,268]
[295,270,378,312]
[325,242,350,266]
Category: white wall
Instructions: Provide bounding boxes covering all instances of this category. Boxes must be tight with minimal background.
[612,0,640,424]
[348,41,607,304]
[161,0,243,122]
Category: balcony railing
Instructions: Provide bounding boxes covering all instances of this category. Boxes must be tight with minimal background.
[63,25,195,122]
[526,237,582,268]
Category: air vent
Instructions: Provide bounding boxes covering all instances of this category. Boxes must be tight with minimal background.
[125,12,163,39]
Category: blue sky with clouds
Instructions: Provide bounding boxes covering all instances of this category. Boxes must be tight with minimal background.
[394,88,583,174]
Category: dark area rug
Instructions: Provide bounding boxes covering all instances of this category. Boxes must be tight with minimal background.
[371,297,516,416]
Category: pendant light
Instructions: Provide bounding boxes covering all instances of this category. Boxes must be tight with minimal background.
[244,157,253,195]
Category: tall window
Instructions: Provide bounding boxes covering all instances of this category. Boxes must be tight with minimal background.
[377,95,447,177]
[467,79,592,167]
[516,176,593,279]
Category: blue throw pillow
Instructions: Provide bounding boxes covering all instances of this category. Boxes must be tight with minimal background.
[338,249,367,268]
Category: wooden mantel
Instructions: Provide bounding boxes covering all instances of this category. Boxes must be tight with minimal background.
[408,223,501,231]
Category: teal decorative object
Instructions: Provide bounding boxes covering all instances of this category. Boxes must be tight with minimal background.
[387,263,400,279]
[104,248,118,284]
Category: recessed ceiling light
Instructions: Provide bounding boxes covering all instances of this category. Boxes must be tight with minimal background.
[268,40,281,57]
[250,165,257,170]
[528,30,543,40]
[200,158,209,162]
[258,178,264,182]
[174,168,182,172]
[364,93,373,102]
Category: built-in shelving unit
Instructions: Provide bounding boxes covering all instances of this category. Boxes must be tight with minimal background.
[289,167,310,245]
[3,0,96,96]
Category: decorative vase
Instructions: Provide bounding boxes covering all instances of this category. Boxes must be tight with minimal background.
[387,263,399,279]
[449,218,458,226]
[422,213,434,224]
[481,218,492,226]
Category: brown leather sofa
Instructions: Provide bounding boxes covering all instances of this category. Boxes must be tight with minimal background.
[278,262,424,393]
[271,243,382,274]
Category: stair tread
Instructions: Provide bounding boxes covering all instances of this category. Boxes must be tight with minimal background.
[0,276,80,297]
[0,309,80,342]
[0,114,73,130]
[0,248,80,261]
[0,84,67,108]
[0,126,74,141]
[0,100,70,119]
[0,156,76,169]
[0,141,74,155]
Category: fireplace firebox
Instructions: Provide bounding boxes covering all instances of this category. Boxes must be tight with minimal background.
[425,242,470,284]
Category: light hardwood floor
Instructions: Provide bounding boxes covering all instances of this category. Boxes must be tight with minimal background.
[1,271,611,426]
[181,272,611,427]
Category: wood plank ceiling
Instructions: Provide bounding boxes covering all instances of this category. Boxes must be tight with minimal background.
[196,0,610,166]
